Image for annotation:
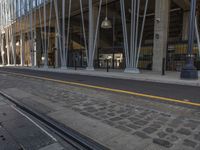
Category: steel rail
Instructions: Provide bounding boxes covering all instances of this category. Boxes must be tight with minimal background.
[0,91,109,150]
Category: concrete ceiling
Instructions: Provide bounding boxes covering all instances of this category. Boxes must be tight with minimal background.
[173,0,190,10]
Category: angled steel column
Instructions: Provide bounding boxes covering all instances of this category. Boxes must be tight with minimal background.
[120,0,129,67]
[136,0,149,68]
[65,0,72,69]
[87,0,94,70]
[30,1,34,67]
[92,0,102,65]
[54,0,64,67]
[61,0,66,68]
[5,29,10,65]
[11,26,16,66]
[80,0,89,64]
[1,34,5,65]
[181,0,198,79]
[43,0,48,68]
[195,17,200,57]
[130,0,136,68]
[20,23,25,66]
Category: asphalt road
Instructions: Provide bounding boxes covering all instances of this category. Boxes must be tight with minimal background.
[0,67,199,106]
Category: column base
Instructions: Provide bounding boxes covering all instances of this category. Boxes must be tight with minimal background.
[180,64,198,80]
[124,68,140,74]
[86,67,95,71]
[60,66,68,70]
[43,65,49,69]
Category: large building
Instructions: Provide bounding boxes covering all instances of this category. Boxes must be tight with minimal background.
[0,0,200,73]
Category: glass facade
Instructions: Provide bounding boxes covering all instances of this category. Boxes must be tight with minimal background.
[0,0,199,72]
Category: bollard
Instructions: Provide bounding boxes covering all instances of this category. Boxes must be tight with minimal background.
[75,60,77,70]
[162,58,165,75]
[38,61,40,68]
[106,59,109,72]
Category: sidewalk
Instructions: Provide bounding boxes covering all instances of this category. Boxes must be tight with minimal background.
[0,95,64,150]
[3,65,200,87]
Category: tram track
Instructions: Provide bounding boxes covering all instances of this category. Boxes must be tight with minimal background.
[0,91,109,150]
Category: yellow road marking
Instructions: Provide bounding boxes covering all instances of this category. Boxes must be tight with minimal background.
[1,70,200,107]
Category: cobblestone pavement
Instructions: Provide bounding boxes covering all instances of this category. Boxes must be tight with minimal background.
[0,73,200,150]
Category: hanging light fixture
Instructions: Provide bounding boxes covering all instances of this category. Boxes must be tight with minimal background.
[101,0,112,29]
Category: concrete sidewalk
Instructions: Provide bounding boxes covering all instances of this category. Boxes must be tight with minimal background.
[3,65,200,87]
[0,95,64,150]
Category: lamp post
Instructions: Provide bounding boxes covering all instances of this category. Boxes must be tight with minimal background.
[181,0,198,79]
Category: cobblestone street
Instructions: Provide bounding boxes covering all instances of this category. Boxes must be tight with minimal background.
[0,72,200,150]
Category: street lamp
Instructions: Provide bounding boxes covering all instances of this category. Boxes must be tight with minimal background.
[181,0,198,79]
[101,0,112,29]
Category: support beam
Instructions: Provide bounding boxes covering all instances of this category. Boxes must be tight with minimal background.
[152,0,170,72]
[182,11,190,40]
[5,29,10,65]
[87,0,102,70]
[1,34,5,65]
[173,0,189,10]
[20,33,25,66]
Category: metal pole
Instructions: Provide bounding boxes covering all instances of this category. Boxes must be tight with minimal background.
[188,0,196,62]
[87,0,94,69]
[180,0,198,79]
[44,0,48,67]
[62,0,66,67]
[80,0,89,64]
[136,0,149,68]
[195,16,200,58]
[120,0,129,67]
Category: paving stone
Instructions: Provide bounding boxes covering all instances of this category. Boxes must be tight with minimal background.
[109,117,123,122]
[118,121,128,125]
[160,113,171,118]
[120,113,131,118]
[128,117,140,122]
[153,138,173,148]
[144,116,152,121]
[183,139,197,148]
[157,117,169,123]
[116,110,126,114]
[157,132,168,138]
[166,135,179,142]
[188,120,200,125]
[103,120,115,127]
[154,121,165,125]
[168,119,183,128]
[196,145,200,150]
[98,115,109,119]
[135,114,145,119]
[85,108,97,113]
[79,112,91,117]
[140,112,149,116]
[194,133,200,141]
[107,113,116,117]
[133,131,150,139]
[127,124,141,130]
[134,120,148,126]
[165,128,174,133]
[177,128,191,136]
[115,125,131,132]
[149,123,162,129]
[143,127,157,134]
[95,112,106,116]
[183,122,199,130]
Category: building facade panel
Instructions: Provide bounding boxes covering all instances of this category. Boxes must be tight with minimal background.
[0,0,199,73]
